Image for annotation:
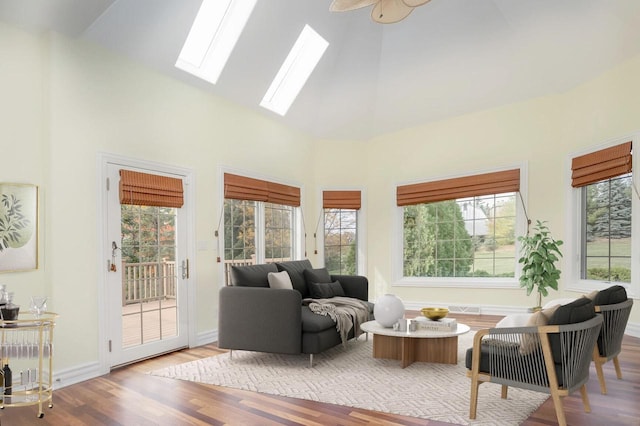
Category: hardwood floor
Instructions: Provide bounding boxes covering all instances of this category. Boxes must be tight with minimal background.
[1,313,638,425]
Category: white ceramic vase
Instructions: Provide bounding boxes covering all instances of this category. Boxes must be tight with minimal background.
[374,294,405,327]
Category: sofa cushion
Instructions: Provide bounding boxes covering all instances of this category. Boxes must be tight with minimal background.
[301,306,337,332]
[303,268,332,286]
[267,271,293,289]
[276,260,313,298]
[593,285,627,306]
[308,280,346,299]
[230,263,278,287]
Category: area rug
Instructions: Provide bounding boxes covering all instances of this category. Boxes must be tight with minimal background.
[149,331,548,425]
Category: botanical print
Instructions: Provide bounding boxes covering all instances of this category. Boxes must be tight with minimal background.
[0,184,38,272]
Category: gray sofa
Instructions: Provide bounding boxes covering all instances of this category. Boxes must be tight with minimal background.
[218,259,373,365]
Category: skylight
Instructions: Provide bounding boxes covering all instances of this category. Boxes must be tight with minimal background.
[260,25,329,116]
[175,0,257,85]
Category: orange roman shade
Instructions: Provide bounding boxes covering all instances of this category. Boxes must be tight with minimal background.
[119,169,184,208]
[224,173,300,207]
[323,190,361,210]
[571,141,632,187]
[396,169,520,206]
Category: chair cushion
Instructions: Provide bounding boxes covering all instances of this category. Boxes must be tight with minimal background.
[230,263,278,287]
[276,260,313,298]
[547,297,595,364]
[593,285,627,306]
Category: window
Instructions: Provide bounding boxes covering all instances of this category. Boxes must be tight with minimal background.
[222,173,300,284]
[581,174,632,282]
[322,190,362,275]
[324,208,357,275]
[395,168,524,286]
[571,140,636,292]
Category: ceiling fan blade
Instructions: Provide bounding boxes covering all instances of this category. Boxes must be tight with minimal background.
[402,0,432,6]
[330,0,378,12]
[372,0,414,24]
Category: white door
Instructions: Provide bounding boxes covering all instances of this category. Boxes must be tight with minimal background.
[104,162,190,367]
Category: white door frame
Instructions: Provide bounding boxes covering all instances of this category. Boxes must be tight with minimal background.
[96,152,197,374]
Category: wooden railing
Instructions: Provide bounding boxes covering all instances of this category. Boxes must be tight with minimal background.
[223,256,292,285]
[122,261,176,305]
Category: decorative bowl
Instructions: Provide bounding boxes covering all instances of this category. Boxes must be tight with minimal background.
[421,307,449,321]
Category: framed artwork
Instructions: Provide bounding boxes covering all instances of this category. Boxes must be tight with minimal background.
[0,183,38,272]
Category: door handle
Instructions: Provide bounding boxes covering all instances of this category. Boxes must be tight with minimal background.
[181,259,190,279]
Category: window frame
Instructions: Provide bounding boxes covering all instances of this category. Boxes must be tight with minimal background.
[219,169,304,276]
[392,165,528,289]
[566,135,639,298]
[317,188,366,275]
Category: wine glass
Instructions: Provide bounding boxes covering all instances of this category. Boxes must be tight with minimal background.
[30,296,47,318]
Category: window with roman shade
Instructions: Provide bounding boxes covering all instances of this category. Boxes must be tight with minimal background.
[572,141,634,285]
[396,169,521,281]
[322,190,361,274]
[224,172,300,206]
[119,169,184,208]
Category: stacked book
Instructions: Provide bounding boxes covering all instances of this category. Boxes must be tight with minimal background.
[414,316,457,331]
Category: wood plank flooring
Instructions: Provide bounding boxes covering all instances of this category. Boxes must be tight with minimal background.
[1,313,638,425]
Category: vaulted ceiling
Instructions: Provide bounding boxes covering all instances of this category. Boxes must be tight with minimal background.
[2,0,639,140]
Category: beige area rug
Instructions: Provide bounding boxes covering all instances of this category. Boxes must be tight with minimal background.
[150,331,548,425]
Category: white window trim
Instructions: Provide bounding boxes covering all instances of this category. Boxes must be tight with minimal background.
[316,187,367,275]
[217,167,304,282]
[392,163,528,289]
[565,133,639,299]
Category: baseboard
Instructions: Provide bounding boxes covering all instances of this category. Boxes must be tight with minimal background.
[196,329,218,347]
[625,321,640,338]
[52,361,102,390]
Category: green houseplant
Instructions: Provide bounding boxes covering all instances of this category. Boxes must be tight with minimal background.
[517,220,563,310]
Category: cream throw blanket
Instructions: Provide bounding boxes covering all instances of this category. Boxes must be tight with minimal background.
[304,297,370,346]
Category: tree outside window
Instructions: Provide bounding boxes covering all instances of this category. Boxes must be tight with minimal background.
[324,208,357,275]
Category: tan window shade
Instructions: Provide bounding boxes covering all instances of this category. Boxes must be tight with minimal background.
[397,169,520,206]
[224,173,300,207]
[571,141,632,188]
[119,170,184,208]
[323,190,361,210]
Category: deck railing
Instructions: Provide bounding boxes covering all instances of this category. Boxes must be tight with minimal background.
[122,261,176,305]
[223,256,292,285]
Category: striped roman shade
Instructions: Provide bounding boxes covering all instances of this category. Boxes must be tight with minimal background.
[224,173,300,207]
[571,141,632,187]
[323,190,361,210]
[119,169,184,208]
[396,169,520,206]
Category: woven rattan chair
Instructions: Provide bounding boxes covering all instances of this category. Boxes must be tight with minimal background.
[593,298,633,394]
[467,315,603,426]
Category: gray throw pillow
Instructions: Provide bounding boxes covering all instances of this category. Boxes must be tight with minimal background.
[267,271,293,290]
[329,280,345,297]
[303,267,332,286]
[308,280,345,299]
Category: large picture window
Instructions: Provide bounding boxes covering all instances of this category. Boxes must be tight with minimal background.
[396,169,522,284]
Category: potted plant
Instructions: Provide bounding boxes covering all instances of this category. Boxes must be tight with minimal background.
[517,220,563,310]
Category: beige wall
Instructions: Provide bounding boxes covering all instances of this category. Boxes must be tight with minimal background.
[0,23,637,378]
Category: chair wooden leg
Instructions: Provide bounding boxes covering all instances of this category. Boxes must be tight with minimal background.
[580,384,591,413]
[613,356,623,379]
[595,359,607,394]
[501,384,508,399]
[550,389,567,426]
[469,378,480,420]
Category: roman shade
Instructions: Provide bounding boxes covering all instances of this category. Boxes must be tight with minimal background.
[119,169,184,208]
[396,169,520,206]
[224,173,300,207]
[571,141,632,188]
[323,190,361,210]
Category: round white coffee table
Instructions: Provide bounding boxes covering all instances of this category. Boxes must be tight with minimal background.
[361,319,471,368]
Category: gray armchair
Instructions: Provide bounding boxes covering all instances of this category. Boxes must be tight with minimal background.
[466,312,603,426]
[593,298,633,394]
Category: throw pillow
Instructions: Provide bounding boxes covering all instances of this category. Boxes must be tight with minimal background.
[267,271,293,290]
[329,280,345,297]
[308,282,334,299]
[303,268,332,286]
[583,290,599,301]
[519,305,560,355]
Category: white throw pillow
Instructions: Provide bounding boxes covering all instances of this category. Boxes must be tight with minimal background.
[267,271,293,290]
